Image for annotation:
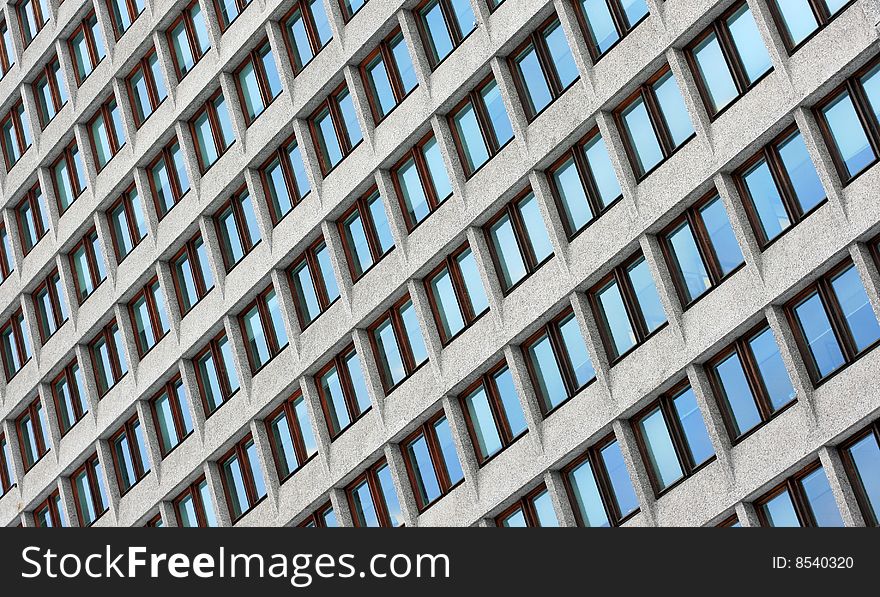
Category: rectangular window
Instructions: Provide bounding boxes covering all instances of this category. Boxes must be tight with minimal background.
[17,0,49,47]
[510,16,579,120]
[126,48,167,127]
[1,101,31,169]
[339,0,367,21]
[33,268,68,342]
[34,490,66,527]
[840,420,880,526]
[34,56,68,128]
[195,331,239,416]
[145,513,163,527]
[768,0,853,52]
[51,359,87,436]
[707,322,796,440]
[1,309,31,380]
[288,236,339,329]
[266,390,317,481]
[339,188,394,280]
[686,2,772,117]
[416,0,476,69]
[219,433,266,521]
[52,141,87,213]
[151,375,193,456]
[282,0,332,74]
[89,96,125,171]
[361,27,417,123]
[107,0,144,39]
[424,243,489,345]
[129,277,170,356]
[402,411,463,511]
[573,0,649,62]
[497,484,558,527]
[240,283,288,372]
[589,251,667,362]
[298,501,336,527]
[787,260,880,384]
[0,224,12,283]
[110,414,150,494]
[449,76,514,177]
[171,233,213,314]
[563,435,640,526]
[814,59,880,183]
[108,184,147,262]
[148,138,190,219]
[0,20,14,78]
[89,319,128,396]
[485,188,553,292]
[71,453,108,526]
[260,135,310,223]
[392,132,452,231]
[614,65,694,179]
[0,434,14,494]
[216,187,261,271]
[632,381,715,494]
[174,476,217,527]
[369,294,428,393]
[346,458,403,527]
[736,125,825,247]
[17,396,48,470]
[191,90,235,172]
[309,84,363,174]
[69,11,106,85]
[317,344,371,438]
[236,39,282,125]
[70,227,106,303]
[523,307,595,413]
[460,361,527,464]
[168,0,211,80]
[756,462,843,527]
[660,191,744,306]
[213,0,252,31]
[17,184,47,254]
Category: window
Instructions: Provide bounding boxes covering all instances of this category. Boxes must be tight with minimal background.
[145,513,163,527]
[572,0,649,62]
[736,125,825,247]
[402,411,463,511]
[34,491,66,527]
[424,243,489,345]
[298,502,336,527]
[17,0,49,47]
[88,96,125,170]
[369,294,428,393]
[0,434,14,494]
[266,390,317,481]
[174,476,217,527]
[239,283,288,372]
[317,344,371,438]
[660,192,744,307]
[717,515,740,527]
[89,319,128,395]
[260,135,310,223]
[787,260,880,384]
[707,322,796,441]
[108,185,147,262]
[107,0,144,39]
[288,237,339,329]
[129,278,170,356]
[171,233,214,314]
[1,309,31,380]
[632,382,714,494]
[236,40,282,124]
[460,361,527,464]
[110,415,150,494]
[282,0,332,74]
[167,0,211,80]
[33,268,68,342]
[219,434,266,521]
[338,189,394,280]
[416,0,476,69]
[191,91,235,172]
[194,331,239,416]
[814,59,880,183]
[310,84,363,174]
[216,187,261,271]
[686,2,772,117]
[449,76,514,177]
[52,142,87,213]
[756,462,843,527]
[17,184,48,255]
[126,48,167,127]
[1,101,31,169]
[346,459,403,527]
[17,396,49,470]
[392,132,452,230]
[0,20,14,78]
[0,224,12,283]
[361,28,417,123]
[510,17,579,120]
[614,66,694,179]
[34,56,68,127]
[563,435,640,526]
[339,0,367,21]
[148,138,190,219]
[589,252,667,362]
[768,0,854,52]
[547,129,622,238]
[70,227,106,303]
[840,421,880,526]
[485,189,553,292]
[522,308,595,413]
[213,0,252,30]
[69,11,106,85]
[496,484,558,527]
[72,454,108,526]
[51,359,87,436]
[151,376,193,456]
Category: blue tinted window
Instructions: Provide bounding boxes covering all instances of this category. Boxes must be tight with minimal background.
[821,90,875,178]
[793,292,845,378]
[829,265,880,352]
[846,432,880,523]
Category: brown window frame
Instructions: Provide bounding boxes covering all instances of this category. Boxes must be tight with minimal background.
[51,358,86,436]
[33,267,67,343]
[17,0,48,48]
[145,513,163,526]
[448,75,512,179]
[1,101,31,170]
[234,39,280,126]
[345,458,399,527]
[129,276,168,357]
[170,233,213,315]
[190,90,234,174]
[109,414,150,495]
[68,11,104,86]
[391,131,452,232]
[238,283,287,373]
[194,330,238,416]
[107,184,146,263]
[298,501,334,527]
[0,20,13,77]
[0,223,13,282]
[571,0,650,64]
[338,0,367,22]
[88,96,124,172]
[33,56,66,128]
[287,236,338,330]
[125,47,165,128]
[260,135,310,224]
[0,433,14,494]
[359,27,417,124]
[368,293,427,394]
[281,0,332,75]
[218,433,266,521]
[150,375,193,457]
[1,308,30,380]
[17,396,48,471]
[51,141,85,213]
[415,0,475,70]
[215,186,260,272]
[70,452,108,526]
[767,0,857,54]
[840,420,880,527]
[309,83,362,176]
[148,138,189,219]
[212,0,251,31]
[401,411,463,512]
[265,389,316,483]
[106,0,144,40]
[16,183,47,255]
[34,489,64,527]
[166,0,210,81]
[754,461,834,527]
[495,483,552,527]
[89,319,127,396]
[316,344,370,439]
[337,188,394,281]
[423,242,489,346]
[69,226,105,304]
[173,475,212,527]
